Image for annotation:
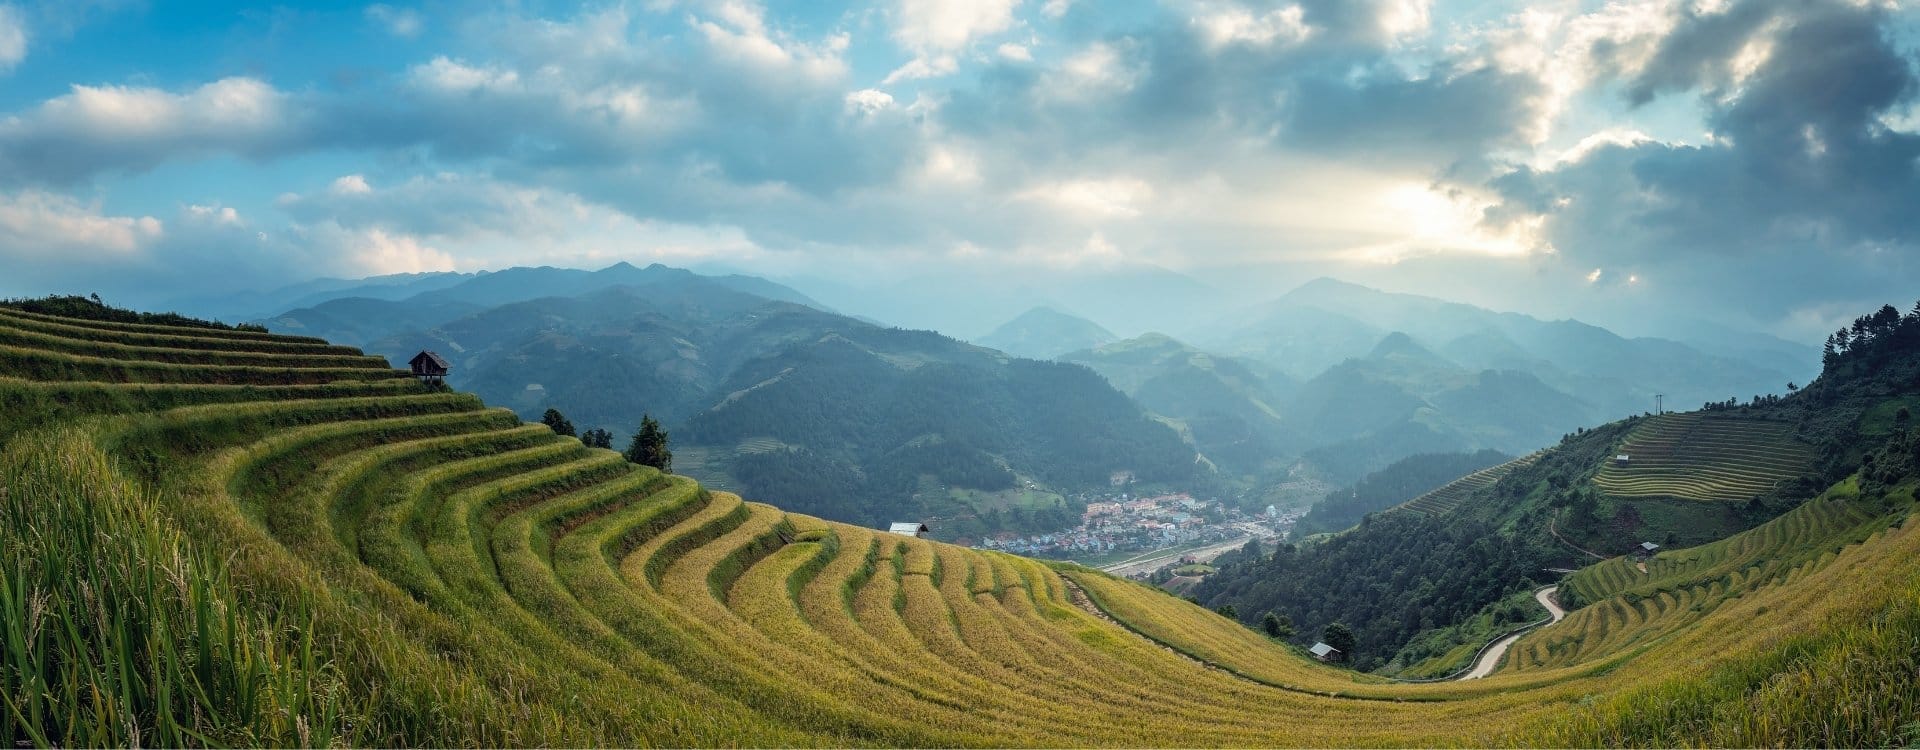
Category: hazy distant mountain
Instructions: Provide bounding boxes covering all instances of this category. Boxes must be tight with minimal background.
[772,264,1225,340]
[1274,330,1598,483]
[259,263,826,347]
[1060,333,1300,474]
[976,307,1117,359]
[1208,278,1794,421]
[161,271,472,321]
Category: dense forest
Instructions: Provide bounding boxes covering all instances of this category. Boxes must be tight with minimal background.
[1294,449,1511,536]
[1193,426,1624,668]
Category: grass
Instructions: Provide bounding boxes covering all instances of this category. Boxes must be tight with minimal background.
[7,307,1920,747]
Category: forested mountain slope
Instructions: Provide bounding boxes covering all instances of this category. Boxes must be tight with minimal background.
[5,299,1920,748]
[265,272,1198,534]
[1195,301,1920,673]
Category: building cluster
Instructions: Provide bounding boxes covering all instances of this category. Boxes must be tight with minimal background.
[976,491,1247,558]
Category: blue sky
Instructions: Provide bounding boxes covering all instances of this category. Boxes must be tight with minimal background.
[1,0,1917,340]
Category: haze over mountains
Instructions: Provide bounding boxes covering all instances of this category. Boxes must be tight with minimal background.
[223,261,1809,501]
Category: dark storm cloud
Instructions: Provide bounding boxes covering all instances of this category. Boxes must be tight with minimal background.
[1483,0,1920,319]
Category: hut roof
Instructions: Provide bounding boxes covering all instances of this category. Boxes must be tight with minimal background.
[412,350,451,369]
[888,522,929,535]
[1309,642,1339,658]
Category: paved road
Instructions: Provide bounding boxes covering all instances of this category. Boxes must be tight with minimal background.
[1098,536,1256,578]
[1462,586,1566,680]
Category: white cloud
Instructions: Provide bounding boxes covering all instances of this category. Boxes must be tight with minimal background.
[844,88,896,115]
[891,0,1019,53]
[409,57,519,93]
[1017,176,1154,218]
[330,174,373,195]
[365,4,424,38]
[1038,41,1145,102]
[996,42,1033,62]
[1040,0,1072,20]
[0,5,25,72]
[0,190,161,256]
[1548,128,1655,166]
[1478,1,1681,146]
[692,1,848,82]
[917,143,981,186]
[0,77,292,183]
[1377,0,1431,41]
[341,228,455,275]
[184,203,242,227]
[1193,3,1311,51]
[883,0,1020,83]
[882,55,958,84]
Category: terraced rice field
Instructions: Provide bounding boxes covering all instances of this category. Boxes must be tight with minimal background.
[6,307,1920,747]
[1393,452,1539,516]
[1509,482,1895,671]
[1592,413,1814,501]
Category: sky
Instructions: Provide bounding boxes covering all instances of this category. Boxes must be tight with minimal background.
[0,0,1917,342]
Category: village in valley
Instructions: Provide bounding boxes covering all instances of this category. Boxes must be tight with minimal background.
[970,490,1300,575]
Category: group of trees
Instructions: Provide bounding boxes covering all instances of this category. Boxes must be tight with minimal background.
[539,408,670,472]
[1823,302,1920,371]
[2,294,266,332]
[1700,393,1790,412]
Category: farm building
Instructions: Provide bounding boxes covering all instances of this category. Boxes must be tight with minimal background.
[888,522,930,538]
[1614,454,1631,467]
[1636,541,1661,558]
[1309,642,1341,662]
[409,351,450,383]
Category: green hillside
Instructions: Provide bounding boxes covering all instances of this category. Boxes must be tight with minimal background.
[5,301,1920,747]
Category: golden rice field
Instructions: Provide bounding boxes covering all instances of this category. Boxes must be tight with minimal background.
[1592,412,1815,501]
[1511,481,1898,670]
[4,305,1919,747]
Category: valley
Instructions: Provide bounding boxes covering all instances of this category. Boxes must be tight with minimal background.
[5,296,1920,747]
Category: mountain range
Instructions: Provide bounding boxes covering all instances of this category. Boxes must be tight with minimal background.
[255,263,1196,532]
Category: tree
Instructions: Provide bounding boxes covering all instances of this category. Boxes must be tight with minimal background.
[1898,408,1912,430]
[540,408,576,438]
[1215,604,1238,620]
[581,428,614,450]
[1262,611,1294,639]
[1321,622,1357,658]
[626,415,673,473]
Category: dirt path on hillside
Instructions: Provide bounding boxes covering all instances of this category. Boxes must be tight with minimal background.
[1461,586,1565,680]
[1548,513,1608,560]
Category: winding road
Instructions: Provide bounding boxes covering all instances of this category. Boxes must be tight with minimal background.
[1462,586,1566,680]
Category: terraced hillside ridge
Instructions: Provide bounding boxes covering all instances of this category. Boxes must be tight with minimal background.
[5,307,1920,747]
[1393,452,1541,516]
[1508,476,1903,672]
[1592,412,1814,501]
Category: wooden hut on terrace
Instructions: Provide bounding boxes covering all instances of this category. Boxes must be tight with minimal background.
[409,351,450,384]
[1309,642,1342,662]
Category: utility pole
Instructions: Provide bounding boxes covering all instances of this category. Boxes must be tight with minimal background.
[1655,394,1664,415]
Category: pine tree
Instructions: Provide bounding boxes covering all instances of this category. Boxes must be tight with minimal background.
[581,428,614,450]
[540,408,576,438]
[626,415,673,473]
